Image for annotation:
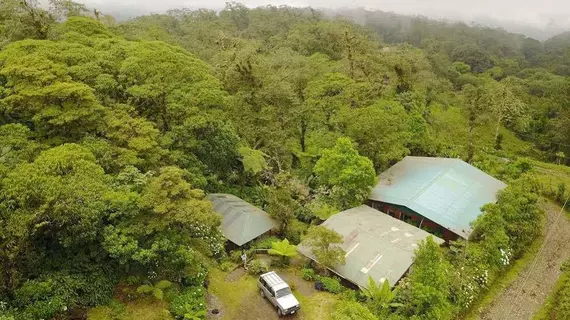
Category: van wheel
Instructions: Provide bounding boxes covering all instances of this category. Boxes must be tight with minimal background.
[259,289,265,298]
[277,308,283,317]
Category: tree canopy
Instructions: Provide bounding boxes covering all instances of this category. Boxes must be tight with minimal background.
[0,1,565,319]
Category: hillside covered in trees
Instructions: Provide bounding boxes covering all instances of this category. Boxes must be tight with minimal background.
[0,1,569,320]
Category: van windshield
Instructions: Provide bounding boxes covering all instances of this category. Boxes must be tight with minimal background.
[275,287,292,298]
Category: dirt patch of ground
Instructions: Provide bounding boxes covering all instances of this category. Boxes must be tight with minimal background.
[225,267,246,282]
[479,200,570,320]
[279,269,317,297]
[231,290,297,320]
[206,293,223,320]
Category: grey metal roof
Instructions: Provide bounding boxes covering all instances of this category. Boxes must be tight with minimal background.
[207,193,277,246]
[369,156,507,239]
[297,205,443,289]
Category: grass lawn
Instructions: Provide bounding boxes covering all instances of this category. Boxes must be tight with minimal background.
[208,266,339,320]
[208,268,258,316]
[294,291,337,319]
[88,298,173,320]
[532,160,570,202]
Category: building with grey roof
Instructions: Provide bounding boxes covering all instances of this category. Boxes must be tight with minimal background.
[368,156,507,241]
[297,205,444,289]
[207,193,277,246]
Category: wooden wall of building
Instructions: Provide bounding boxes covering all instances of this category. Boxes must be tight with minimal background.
[367,200,459,242]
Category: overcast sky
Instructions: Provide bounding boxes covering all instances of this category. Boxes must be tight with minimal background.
[76,0,570,36]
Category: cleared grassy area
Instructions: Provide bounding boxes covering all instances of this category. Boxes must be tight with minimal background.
[88,298,173,320]
[208,267,338,320]
[463,219,545,320]
[532,161,570,189]
[294,291,336,320]
[431,105,533,157]
[531,160,570,213]
[208,268,258,317]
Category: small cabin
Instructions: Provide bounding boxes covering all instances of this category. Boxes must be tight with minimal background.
[207,193,277,247]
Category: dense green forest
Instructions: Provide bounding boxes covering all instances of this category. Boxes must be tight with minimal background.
[0,1,569,319]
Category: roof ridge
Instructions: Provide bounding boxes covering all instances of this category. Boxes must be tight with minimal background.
[239,208,252,245]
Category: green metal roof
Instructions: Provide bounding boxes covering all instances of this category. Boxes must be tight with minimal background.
[297,205,443,288]
[369,156,507,239]
[207,193,277,246]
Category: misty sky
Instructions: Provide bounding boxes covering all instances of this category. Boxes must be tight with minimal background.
[77,0,570,31]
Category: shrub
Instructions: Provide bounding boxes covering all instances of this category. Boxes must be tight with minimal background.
[229,250,243,263]
[247,259,269,275]
[331,300,377,320]
[558,279,570,319]
[169,286,207,319]
[108,300,126,313]
[181,265,208,287]
[301,268,317,281]
[339,289,358,302]
[124,276,141,286]
[13,271,116,319]
[253,236,280,250]
[219,261,235,272]
[284,219,309,244]
[319,276,345,294]
[557,183,567,204]
[268,238,297,266]
[137,280,173,300]
[361,277,402,317]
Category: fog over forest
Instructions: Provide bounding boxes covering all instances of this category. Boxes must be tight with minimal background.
[69,0,570,40]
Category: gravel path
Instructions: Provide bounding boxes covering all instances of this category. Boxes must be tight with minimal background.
[478,200,570,320]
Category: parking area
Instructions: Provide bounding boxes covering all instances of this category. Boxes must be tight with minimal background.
[206,266,338,320]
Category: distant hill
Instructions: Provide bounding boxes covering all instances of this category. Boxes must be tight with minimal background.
[75,1,570,40]
[328,7,570,43]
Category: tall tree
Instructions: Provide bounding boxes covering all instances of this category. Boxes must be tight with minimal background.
[313,137,376,209]
[0,0,54,45]
[303,225,346,269]
[399,237,454,319]
[0,144,110,298]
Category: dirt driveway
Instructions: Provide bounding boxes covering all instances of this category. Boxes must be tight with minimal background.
[478,200,570,320]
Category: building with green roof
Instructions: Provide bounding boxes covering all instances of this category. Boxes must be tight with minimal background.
[368,156,507,241]
[207,193,277,246]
